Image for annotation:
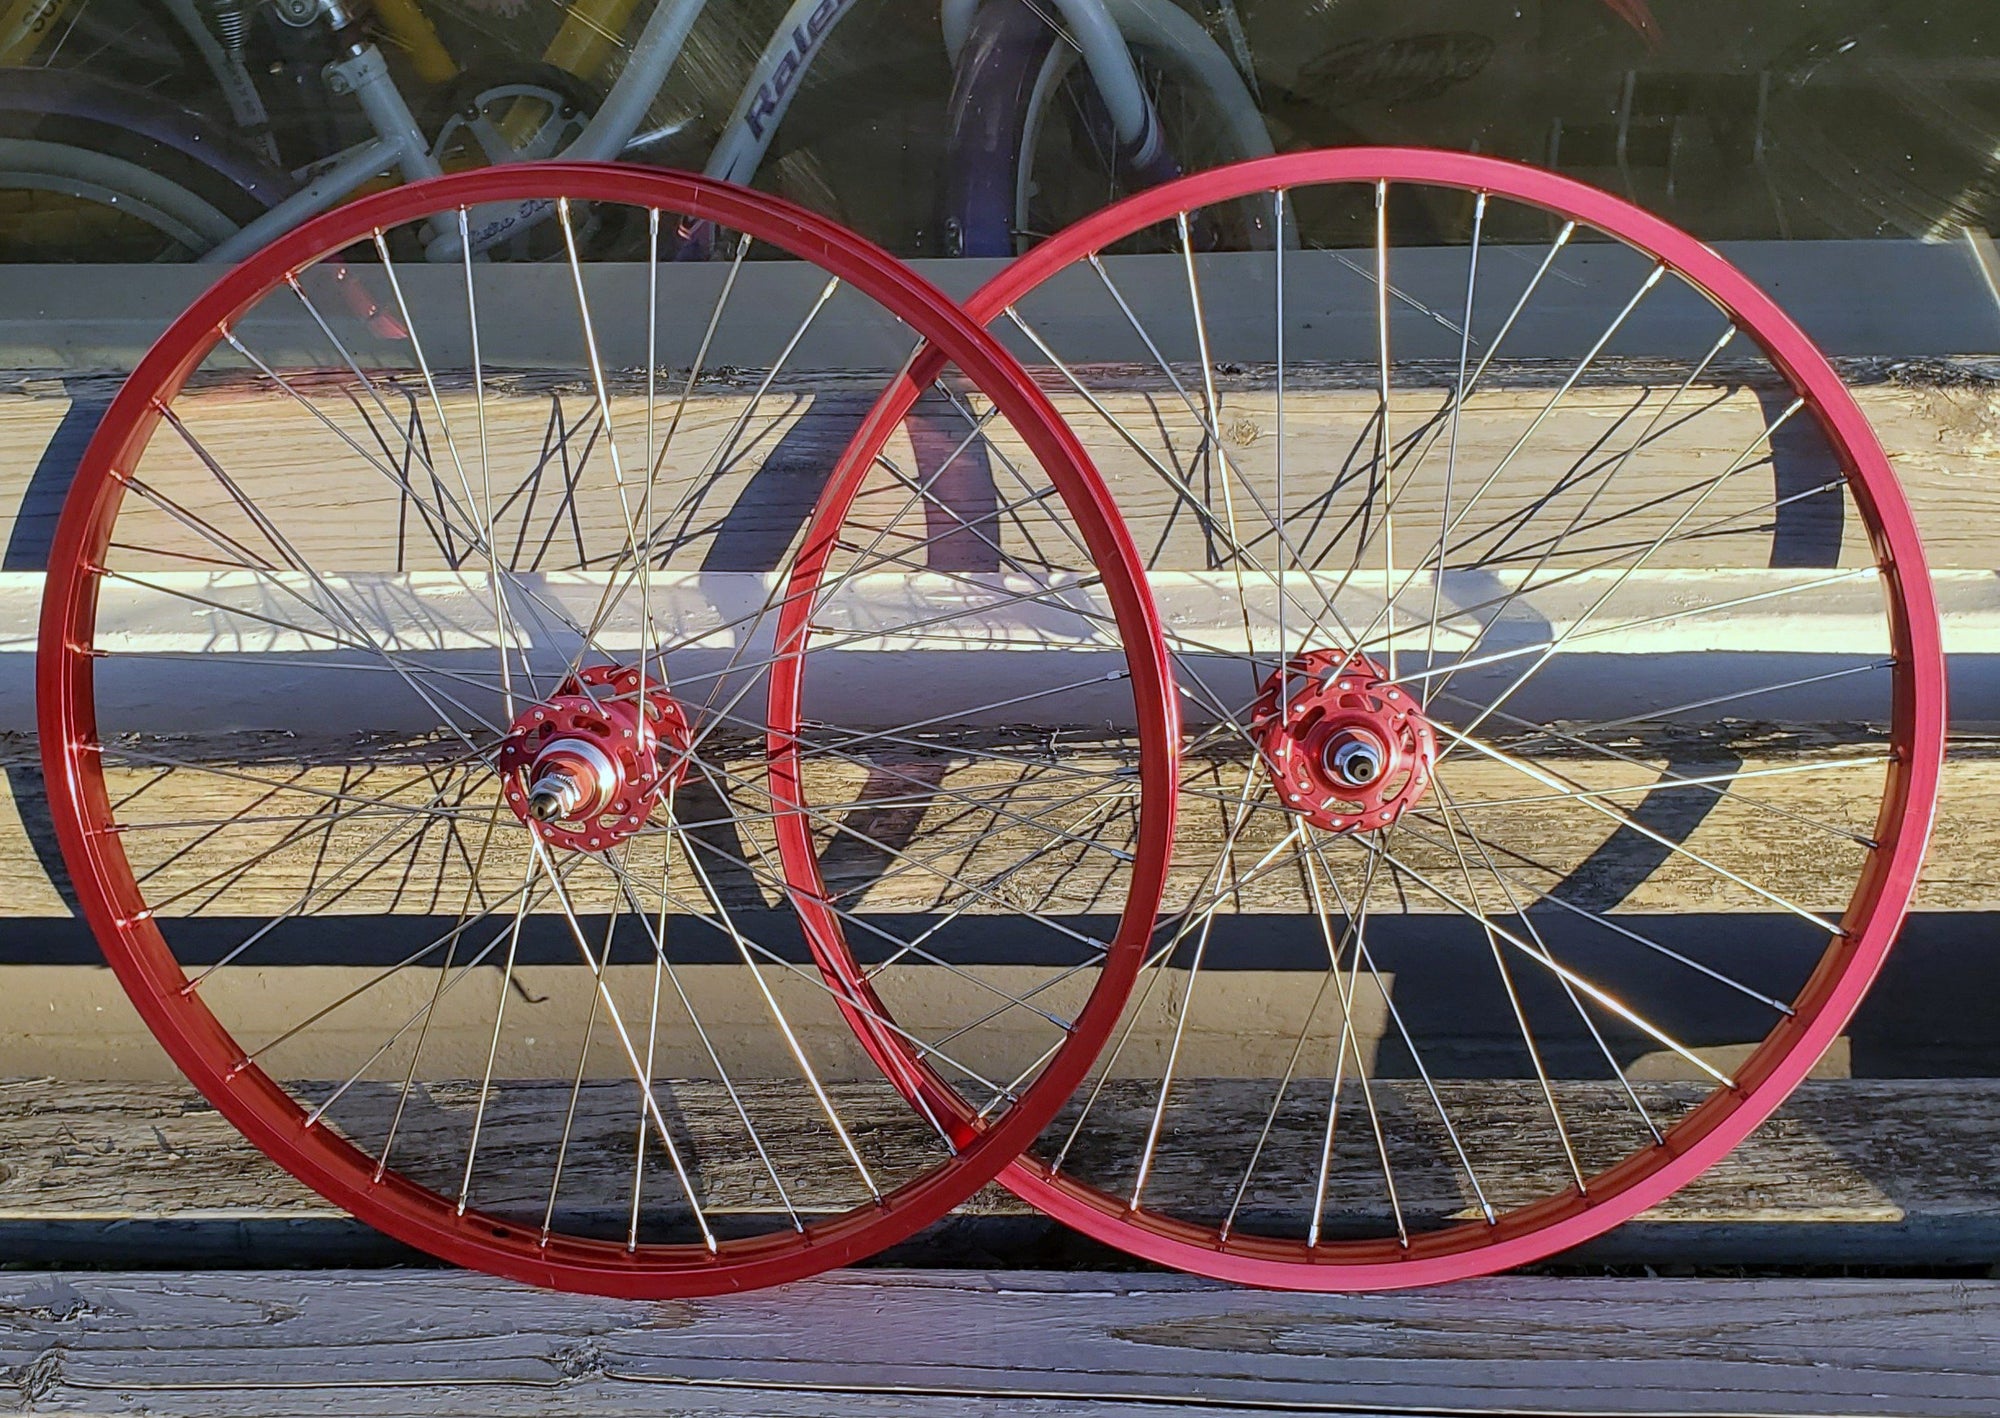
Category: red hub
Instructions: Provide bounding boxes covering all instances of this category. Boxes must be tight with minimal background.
[497,664,690,851]
[1251,649,1435,833]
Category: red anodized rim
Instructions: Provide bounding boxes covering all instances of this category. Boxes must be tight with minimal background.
[38,162,1177,1296]
[818,148,1947,1288]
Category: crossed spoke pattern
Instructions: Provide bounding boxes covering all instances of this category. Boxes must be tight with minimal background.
[46,168,1173,1295]
[834,150,1942,1287]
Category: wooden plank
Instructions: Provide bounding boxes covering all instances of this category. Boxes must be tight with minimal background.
[1,360,1995,571]
[0,734,1966,923]
[0,734,1956,1081]
[0,1268,1994,1416]
[4,1077,1998,1267]
[0,736,1986,1081]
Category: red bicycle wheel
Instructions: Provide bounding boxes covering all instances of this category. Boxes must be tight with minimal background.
[819,149,1945,1287]
[39,162,1175,1295]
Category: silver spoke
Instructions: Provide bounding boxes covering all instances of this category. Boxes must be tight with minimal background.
[456,853,537,1213]
[1302,841,1404,1249]
[1429,777,1662,1147]
[1439,698,1882,846]
[541,905,616,1242]
[379,797,509,1179]
[457,205,524,715]
[603,838,1014,1113]
[303,855,582,1138]
[532,836,716,1251]
[612,840,804,1238]
[1389,805,1795,1015]
[1373,179,1398,680]
[1423,190,1484,710]
[1431,781,1585,1191]
[1306,832,1497,1224]
[1052,770,1291,1174]
[671,827,881,1203]
[1429,718,1846,936]
[1434,397,1805,732]
[1351,831,1736,1088]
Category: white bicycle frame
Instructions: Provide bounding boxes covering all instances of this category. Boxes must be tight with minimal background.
[203,0,1178,264]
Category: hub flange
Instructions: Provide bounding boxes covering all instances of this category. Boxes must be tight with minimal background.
[1251,649,1435,833]
[497,664,689,851]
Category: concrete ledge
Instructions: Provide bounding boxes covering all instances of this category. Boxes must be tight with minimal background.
[3,239,1997,371]
[11,567,1995,730]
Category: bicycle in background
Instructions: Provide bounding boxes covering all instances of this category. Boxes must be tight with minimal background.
[0,0,1273,261]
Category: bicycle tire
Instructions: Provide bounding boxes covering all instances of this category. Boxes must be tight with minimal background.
[0,66,288,259]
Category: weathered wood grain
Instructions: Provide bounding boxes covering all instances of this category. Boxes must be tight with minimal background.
[1,1267,1995,1416]
[0,734,1953,921]
[0,735,1978,1081]
[0,362,1985,574]
[0,735,1930,1072]
[3,1077,1995,1240]
[0,732,1976,1088]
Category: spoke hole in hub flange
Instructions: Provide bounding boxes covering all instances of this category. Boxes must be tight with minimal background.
[1251,649,1436,834]
[497,663,689,851]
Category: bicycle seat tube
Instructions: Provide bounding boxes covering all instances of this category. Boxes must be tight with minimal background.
[426,0,710,259]
[206,0,443,262]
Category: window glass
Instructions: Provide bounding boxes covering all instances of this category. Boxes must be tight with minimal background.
[0,0,1994,259]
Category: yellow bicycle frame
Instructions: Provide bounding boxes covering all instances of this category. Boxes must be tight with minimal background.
[372,0,646,92]
[0,0,73,67]
[371,0,645,145]
[370,0,457,86]
[540,0,643,83]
